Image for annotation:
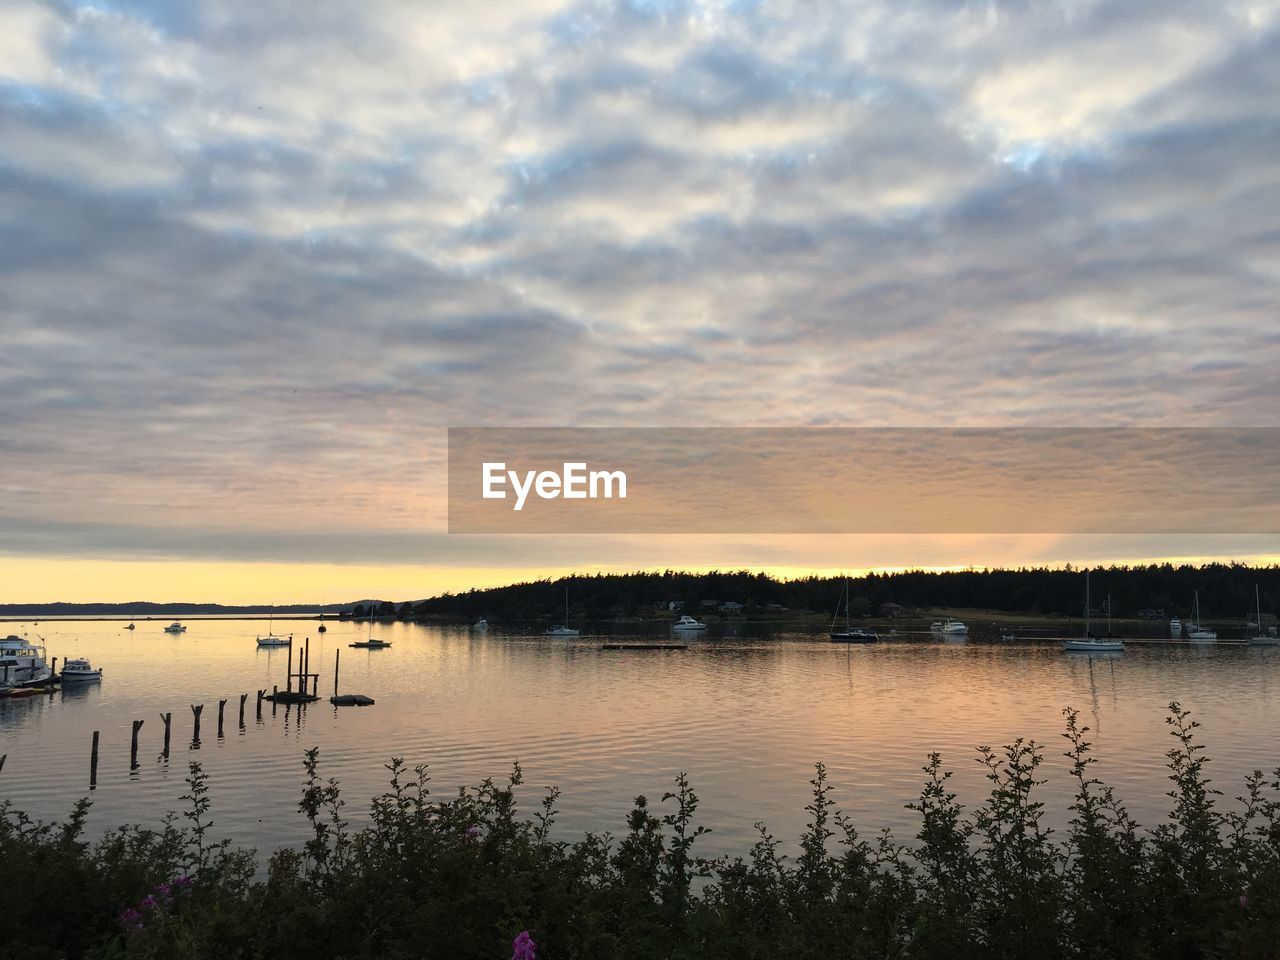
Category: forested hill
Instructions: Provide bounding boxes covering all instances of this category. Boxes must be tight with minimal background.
[355,563,1280,623]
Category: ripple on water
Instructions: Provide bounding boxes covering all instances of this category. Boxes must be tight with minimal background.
[2,620,1278,857]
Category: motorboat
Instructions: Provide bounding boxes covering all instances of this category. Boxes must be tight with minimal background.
[60,658,103,682]
[1000,631,1017,642]
[1247,585,1278,646]
[1169,617,1182,638]
[930,618,968,636]
[1064,571,1124,653]
[317,624,327,633]
[672,615,707,632]
[473,618,489,630]
[125,622,135,631]
[163,622,186,634]
[349,638,392,649]
[1186,591,1216,642]
[0,635,56,688]
[545,585,580,637]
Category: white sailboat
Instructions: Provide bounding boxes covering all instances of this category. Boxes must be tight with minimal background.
[545,585,580,636]
[1064,571,1124,653]
[257,607,289,646]
[1186,590,1217,642]
[1247,585,1278,646]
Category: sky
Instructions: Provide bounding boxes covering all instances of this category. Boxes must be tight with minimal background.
[1,0,1278,603]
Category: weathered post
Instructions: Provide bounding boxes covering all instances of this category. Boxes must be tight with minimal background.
[239,692,248,729]
[191,703,203,744]
[217,699,227,739]
[256,689,265,720]
[272,685,278,716]
[160,712,172,758]
[304,636,311,695]
[90,730,100,789]
[286,641,293,693]
[333,648,340,698]
[0,754,6,775]
[130,719,144,770]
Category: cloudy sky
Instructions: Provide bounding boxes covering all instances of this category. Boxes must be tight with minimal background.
[1,0,1278,602]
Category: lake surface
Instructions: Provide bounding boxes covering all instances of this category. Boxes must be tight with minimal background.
[3,617,1279,860]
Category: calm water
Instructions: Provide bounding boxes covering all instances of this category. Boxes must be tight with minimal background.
[3,617,1279,860]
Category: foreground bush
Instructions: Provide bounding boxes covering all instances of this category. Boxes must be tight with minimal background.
[3,702,1280,959]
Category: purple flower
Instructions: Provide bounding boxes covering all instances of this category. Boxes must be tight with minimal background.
[1240,894,1250,909]
[465,825,481,840]
[140,895,157,910]
[512,930,537,960]
[174,874,193,887]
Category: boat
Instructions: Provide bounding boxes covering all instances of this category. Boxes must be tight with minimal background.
[1064,572,1124,653]
[256,608,288,646]
[1169,616,1182,639]
[1247,585,1278,646]
[473,618,489,630]
[350,616,391,649]
[672,615,708,632]
[999,631,1017,642]
[125,622,135,631]
[60,657,103,682]
[930,617,968,636]
[545,586,580,637]
[0,635,56,687]
[1186,591,1217,642]
[317,624,327,633]
[163,622,186,634]
[829,580,877,642]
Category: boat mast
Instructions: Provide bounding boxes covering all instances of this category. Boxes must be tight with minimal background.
[1084,571,1090,640]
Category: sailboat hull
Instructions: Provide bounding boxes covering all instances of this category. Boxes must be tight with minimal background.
[830,632,877,643]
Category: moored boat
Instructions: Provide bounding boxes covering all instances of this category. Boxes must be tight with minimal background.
[672,615,707,632]
[1186,591,1216,642]
[1247,585,1278,647]
[163,622,186,634]
[545,585,580,637]
[60,657,103,682]
[1064,571,1124,653]
[0,635,56,687]
[349,638,392,649]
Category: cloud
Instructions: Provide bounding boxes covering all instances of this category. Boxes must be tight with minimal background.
[1,0,1278,572]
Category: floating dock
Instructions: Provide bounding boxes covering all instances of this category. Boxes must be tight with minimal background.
[330,694,375,706]
[600,642,688,651]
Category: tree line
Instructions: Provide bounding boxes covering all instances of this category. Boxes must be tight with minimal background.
[342,562,1280,623]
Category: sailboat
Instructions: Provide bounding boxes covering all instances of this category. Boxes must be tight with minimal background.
[1064,571,1124,653]
[1186,590,1217,642]
[545,585,580,636]
[350,615,391,648]
[829,580,877,642]
[256,607,289,646]
[1247,585,1278,646]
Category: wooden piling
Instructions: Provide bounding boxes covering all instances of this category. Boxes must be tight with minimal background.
[333,648,340,698]
[90,730,100,789]
[286,641,293,693]
[130,720,144,770]
[304,636,311,695]
[217,699,227,738]
[1,753,7,775]
[239,692,248,729]
[191,703,203,743]
[160,712,171,758]
[256,689,265,720]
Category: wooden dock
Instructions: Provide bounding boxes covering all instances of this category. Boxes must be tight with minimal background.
[600,642,688,651]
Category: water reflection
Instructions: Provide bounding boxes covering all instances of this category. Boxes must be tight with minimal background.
[0,617,1276,862]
